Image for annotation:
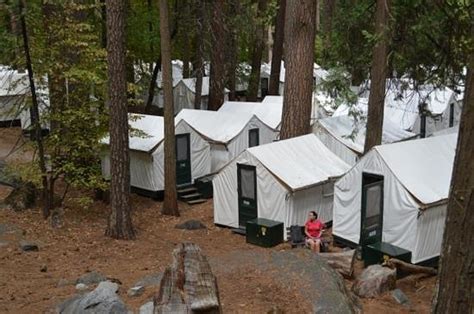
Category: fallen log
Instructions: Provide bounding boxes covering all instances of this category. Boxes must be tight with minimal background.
[384,258,437,276]
[319,249,356,278]
[154,243,221,314]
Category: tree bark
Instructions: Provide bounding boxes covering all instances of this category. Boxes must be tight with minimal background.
[279,0,317,140]
[246,0,268,102]
[363,0,390,153]
[160,0,179,216]
[432,58,474,314]
[193,0,205,109]
[268,0,286,96]
[224,0,238,101]
[105,0,135,239]
[144,57,161,114]
[208,0,226,111]
[19,0,51,219]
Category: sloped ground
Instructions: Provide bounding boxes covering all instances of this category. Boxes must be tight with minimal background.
[0,128,436,313]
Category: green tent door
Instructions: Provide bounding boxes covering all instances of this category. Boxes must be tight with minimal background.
[176,133,191,185]
[237,164,257,228]
[360,173,384,248]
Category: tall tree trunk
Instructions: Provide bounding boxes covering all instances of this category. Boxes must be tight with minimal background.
[208,0,226,111]
[225,0,238,101]
[322,0,336,58]
[363,0,390,153]
[181,3,191,79]
[268,0,286,96]
[246,0,268,102]
[193,0,205,109]
[432,54,474,314]
[105,0,135,239]
[100,0,107,48]
[160,0,179,216]
[19,0,51,219]
[144,57,161,114]
[279,0,317,140]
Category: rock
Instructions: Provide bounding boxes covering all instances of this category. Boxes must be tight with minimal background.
[19,240,38,252]
[392,288,410,305]
[75,283,88,291]
[4,183,36,211]
[57,281,128,314]
[175,219,206,230]
[127,286,144,297]
[134,273,163,287]
[128,285,144,297]
[352,264,397,298]
[40,264,48,272]
[76,270,107,285]
[139,301,154,314]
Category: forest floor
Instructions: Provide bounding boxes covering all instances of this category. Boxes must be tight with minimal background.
[0,128,436,313]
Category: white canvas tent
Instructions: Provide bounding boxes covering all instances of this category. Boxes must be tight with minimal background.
[213,134,350,236]
[313,113,417,166]
[336,82,461,137]
[218,99,282,131]
[333,134,457,264]
[173,77,229,114]
[0,68,49,130]
[175,109,278,172]
[101,114,211,194]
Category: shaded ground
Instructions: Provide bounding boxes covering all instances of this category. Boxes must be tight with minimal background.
[0,128,436,313]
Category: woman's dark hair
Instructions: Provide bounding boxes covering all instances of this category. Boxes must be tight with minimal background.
[310,211,318,219]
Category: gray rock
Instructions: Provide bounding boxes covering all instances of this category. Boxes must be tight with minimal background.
[4,183,36,211]
[134,273,163,287]
[75,283,88,291]
[352,264,397,298]
[57,281,128,314]
[139,301,154,314]
[127,286,144,297]
[175,219,206,230]
[76,270,107,285]
[19,240,38,252]
[392,288,410,305]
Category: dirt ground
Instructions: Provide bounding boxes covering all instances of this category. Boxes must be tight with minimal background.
[0,128,436,313]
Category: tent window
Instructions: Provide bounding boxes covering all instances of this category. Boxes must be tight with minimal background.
[449,103,454,127]
[420,115,426,138]
[260,77,269,90]
[240,168,256,200]
[249,128,259,147]
[365,184,382,228]
[176,135,189,161]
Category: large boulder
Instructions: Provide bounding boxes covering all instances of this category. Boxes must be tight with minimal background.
[56,281,128,314]
[76,271,107,285]
[352,264,397,298]
[4,182,36,211]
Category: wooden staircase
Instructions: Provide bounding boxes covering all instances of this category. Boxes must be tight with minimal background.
[177,184,207,205]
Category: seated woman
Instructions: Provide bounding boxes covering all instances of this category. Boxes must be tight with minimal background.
[304,211,325,253]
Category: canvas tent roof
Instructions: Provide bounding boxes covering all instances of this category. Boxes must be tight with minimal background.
[175,109,255,144]
[374,133,457,205]
[246,134,350,191]
[178,77,229,96]
[101,114,164,153]
[0,70,29,97]
[318,114,416,154]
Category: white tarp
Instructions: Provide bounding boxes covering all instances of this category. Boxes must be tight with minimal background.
[176,109,278,172]
[218,99,282,131]
[333,134,456,263]
[313,114,416,166]
[334,83,461,136]
[173,77,229,113]
[101,114,211,191]
[214,134,350,236]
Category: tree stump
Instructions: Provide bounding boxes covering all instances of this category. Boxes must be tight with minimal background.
[319,249,356,278]
[154,243,221,313]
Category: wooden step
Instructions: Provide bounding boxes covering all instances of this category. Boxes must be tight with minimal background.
[180,193,202,200]
[231,228,246,236]
[187,198,207,205]
[177,187,197,194]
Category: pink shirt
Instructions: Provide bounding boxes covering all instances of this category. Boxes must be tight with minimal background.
[305,219,324,238]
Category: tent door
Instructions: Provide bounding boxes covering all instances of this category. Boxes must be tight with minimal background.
[360,173,384,246]
[176,133,192,185]
[237,164,257,228]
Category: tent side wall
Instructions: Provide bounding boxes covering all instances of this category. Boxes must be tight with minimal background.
[333,150,420,260]
[411,98,461,137]
[213,151,290,233]
[412,204,447,263]
[0,95,25,122]
[312,123,359,166]
[290,182,335,225]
